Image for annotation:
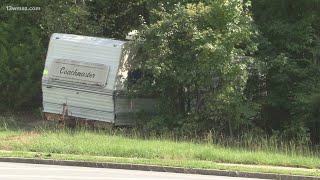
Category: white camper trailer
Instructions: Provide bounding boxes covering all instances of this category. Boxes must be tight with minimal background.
[42,33,155,126]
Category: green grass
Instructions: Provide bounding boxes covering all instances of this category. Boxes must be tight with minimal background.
[0,115,319,177]
[0,130,21,138]
[7,129,320,169]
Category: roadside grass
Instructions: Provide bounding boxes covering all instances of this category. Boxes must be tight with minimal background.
[0,130,22,138]
[0,115,319,177]
[0,115,23,150]
[0,130,23,149]
[8,128,320,169]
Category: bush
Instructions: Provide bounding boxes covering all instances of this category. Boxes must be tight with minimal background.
[0,3,44,110]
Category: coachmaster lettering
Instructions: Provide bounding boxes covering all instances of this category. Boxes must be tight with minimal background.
[48,59,109,87]
[59,67,96,78]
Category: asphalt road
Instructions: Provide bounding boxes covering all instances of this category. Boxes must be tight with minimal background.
[0,162,268,180]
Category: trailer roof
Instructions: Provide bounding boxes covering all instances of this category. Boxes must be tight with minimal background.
[51,33,127,47]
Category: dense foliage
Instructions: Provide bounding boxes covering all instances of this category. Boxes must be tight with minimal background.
[0,0,319,143]
[0,0,45,110]
[250,0,320,142]
[130,0,257,137]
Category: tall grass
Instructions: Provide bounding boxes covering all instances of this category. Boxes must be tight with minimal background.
[8,127,317,169]
[0,116,19,131]
[1,115,319,168]
[202,130,317,157]
[92,127,319,158]
[20,123,319,158]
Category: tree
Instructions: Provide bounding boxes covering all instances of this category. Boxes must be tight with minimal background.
[249,0,320,142]
[0,0,46,110]
[41,0,102,38]
[87,0,148,39]
[129,0,257,135]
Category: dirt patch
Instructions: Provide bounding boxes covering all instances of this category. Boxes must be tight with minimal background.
[0,132,38,151]
[4,131,38,142]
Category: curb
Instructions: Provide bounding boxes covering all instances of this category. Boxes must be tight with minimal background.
[0,157,318,180]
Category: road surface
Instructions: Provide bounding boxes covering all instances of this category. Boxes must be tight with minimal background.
[0,162,268,180]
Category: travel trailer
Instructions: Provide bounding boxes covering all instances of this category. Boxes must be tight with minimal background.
[42,33,155,127]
